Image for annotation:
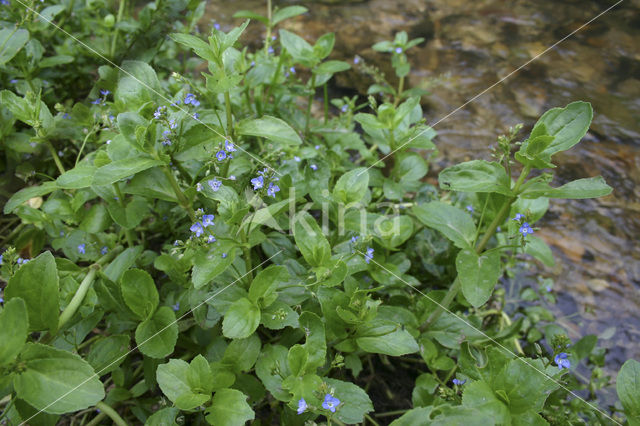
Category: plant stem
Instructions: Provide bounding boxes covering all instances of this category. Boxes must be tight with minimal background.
[45,139,66,174]
[323,83,329,123]
[95,402,128,426]
[58,264,99,329]
[421,165,531,330]
[394,75,404,107]
[305,74,316,136]
[110,0,126,59]
[162,167,195,221]
[224,91,233,139]
[113,183,135,247]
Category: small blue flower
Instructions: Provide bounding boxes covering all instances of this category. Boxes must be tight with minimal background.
[229,175,236,181]
[0,254,3,265]
[0,296,3,303]
[207,235,216,243]
[322,394,340,413]
[310,164,318,171]
[202,214,215,228]
[289,66,296,74]
[1,0,10,6]
[214,23,221,30]
[101,246,108,255]
[153,106,165,119]
[163,130,171,138]
[294,156,301,162]
[100,89,110,96]
[196,183,203,192]
[221,253,227,259]
[555,352,570,370]
[63,113,70,119]
[78,244,86,254]
[268,46,274,54]
[297,398,307,415]
[351,236,359,244]
[519,222,534,237]
[395,47,403,54]
[162,139,172,146]
[208,178,222,192]
[216,151,227,161]
[267,182,280,198]
[193,112,199,119]
[512,213,524,221]
[364,247,374,264]
[169,119,177,130]
[250,61,255,67]
[184,93,200,107]
[172,302,180,311]
[91,99,102,105]
[251,175,264,190]
[190,222,204,237]
[452,378,466,386]
[225,140,237,152]
[354,56,360,64]
[466,205,474,213]
[314,145,320,150]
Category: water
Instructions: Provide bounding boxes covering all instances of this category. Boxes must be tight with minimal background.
[206,0,640,374]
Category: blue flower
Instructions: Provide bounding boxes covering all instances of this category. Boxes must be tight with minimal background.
[555,352,571,370]
[100,89,110,96]
[322,394,340,413]
[202,214,215,228]
[0,254,3,265]
[251,175,264,190]
[297,398,307,415]
[225,140,237,152]
[207,235,216,243]
[216,151,227,161]
[294,156,301,162]
[466,205,474,213]
[0,295,3,303]
[354,56,360,64]
[395,47,403,53]
[162,140,172,146]
[63,113,70,119]
[169,119,177,130]
[153,106,165,119]
[91,98,102,105]
[208,178,222,192]
[310,164,318,171]
[163,130,171,138]
[190,222,204,237]
[78,244,86,254]
[101,246,108,255]
[229,175,236,180]
[214,23,221,30]
[289,66,296,74]
[519,222,534,236]
[196,183,202,192]
[1,0,10,6]
[193,112,199,119]
[315,145,320,150]
[172,302,180,311]
[351,236,359,244]
[512,213,524,221]
[184,93,200,107]
[267,182,280,198]
[364,247,374,264]
[250,61,255,67]
[221,253,227,258]
[452,378,466,385]
[268,46,274,54]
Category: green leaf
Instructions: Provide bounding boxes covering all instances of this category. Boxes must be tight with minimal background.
[439,160,512,195]
[192,241,237,289]
[333,168,369,205]
[79,204,112,234]
[393,152,428,183]
[145,407,179,426]
[56,166,98,189]
[522,176,612,199]
[222,298,261,339]
[115,60,161,109]
[116,112,148,152]
[315,60,350,75]
[299,312,326,371]
[236,115,302,146]
[93,157,163,186]
[255,345,291,401]
[293,212,332,267]
[39,55,74,68]
[457,249,502,308]
[248,265,289,307]
[462,380,511,424]
[86,335,130,374]
[524,236,555,267]
[170,33,217,62]
[287,344,308,377]
[412,202,476,250]
[261,301,300,330]
[0,28,29,65]
[222,334,262,373]
[534,101,593,157]
[324,378,374,424]
[187,355,214,395]
[389,407,434,426]
[0,298,28,366]
[272,5,308,26]
[14,343,104,414]
[494,358,559,414]
[121,269,159,320]
[356,328,419,356]
[279,29,314,61]
[157,359,191,403]
[617,359,640,424]
[4,181,58,214]
[135,306,179,358]
[206,389,255,426]
[240,199,289,232]
[232,10,268,25]
[5,251,59,333]
[125,167,178,202]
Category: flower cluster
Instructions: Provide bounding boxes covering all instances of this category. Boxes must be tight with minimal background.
[189,214,216,243]
[184,93,200,107]
[251,168,280,198]
[513,213,534,237]
[452,378,466,386]
[296,394,341,415]
[215,139,237,162]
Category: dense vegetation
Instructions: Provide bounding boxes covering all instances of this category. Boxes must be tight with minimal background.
[1,0,638,424]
